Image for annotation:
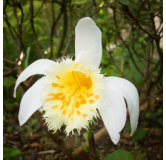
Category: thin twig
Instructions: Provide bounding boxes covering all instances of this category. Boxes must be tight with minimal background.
[3,0,8,15]
[3,33,10,58]
[3,58,17,65]
[130,45,156,65]
[22,0,47,32]
[13,7,22,55]
[119,3,158,41]
[112,6,144,76]
[3,65,21,77]
[55,5,68,59]
[136,0,145,19]
[3,13,19,46]
[12,5,26,65]
[62,34,74,56]
[30,0,44,58]
[16,0,24,24]
[49,0,67,59]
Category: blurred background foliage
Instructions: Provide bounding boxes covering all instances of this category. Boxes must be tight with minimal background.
[3,0,163,159]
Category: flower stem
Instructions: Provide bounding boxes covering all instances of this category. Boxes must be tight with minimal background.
[88,123,99,160]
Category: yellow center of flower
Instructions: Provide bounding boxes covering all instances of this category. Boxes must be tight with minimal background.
[45,63,100,122]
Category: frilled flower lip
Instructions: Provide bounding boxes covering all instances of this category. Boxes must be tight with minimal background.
[39,59,105,135]
[14,17,139,145]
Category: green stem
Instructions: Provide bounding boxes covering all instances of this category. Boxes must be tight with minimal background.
[88,123,99,160]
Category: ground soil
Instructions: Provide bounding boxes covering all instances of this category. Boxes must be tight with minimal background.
[3,101,163,160]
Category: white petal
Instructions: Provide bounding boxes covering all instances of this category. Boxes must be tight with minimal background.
[14,59,55,98]
[104,77,139,135]
[18,77,46,126]
[98,91,126,144]
[75,17,102,68]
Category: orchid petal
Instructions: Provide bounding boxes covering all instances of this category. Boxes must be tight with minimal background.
[98,91,126,144]
[75,17,102,68]
[18,77,46,126]
[104,77,139,135]
[14,59,55,98]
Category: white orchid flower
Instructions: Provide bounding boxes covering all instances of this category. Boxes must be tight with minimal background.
[14,17,139,145]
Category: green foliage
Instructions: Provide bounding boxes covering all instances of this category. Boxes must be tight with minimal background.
[3,147,24,159]
[145,112,157,119]
[104,149,134,160]
[132,128,147,141]
[135,152,147,160]
[26,119,39,134]
[83,132,89,144]
[72,0,88,5]
[23,46,31,69]
[118,0,129,5]
[124,121,131,133]
[3,79,13,88]
[81,132,89,152]
[6,126,13,132]
[157,117,163,126]
[145,111,163,127]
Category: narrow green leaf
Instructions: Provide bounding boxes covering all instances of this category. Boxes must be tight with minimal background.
[136,152,147,160]
[72,0,87,5]
[24,46,31,69]
[118,0,129,5]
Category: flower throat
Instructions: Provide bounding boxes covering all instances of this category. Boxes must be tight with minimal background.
[45,63,100,122]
